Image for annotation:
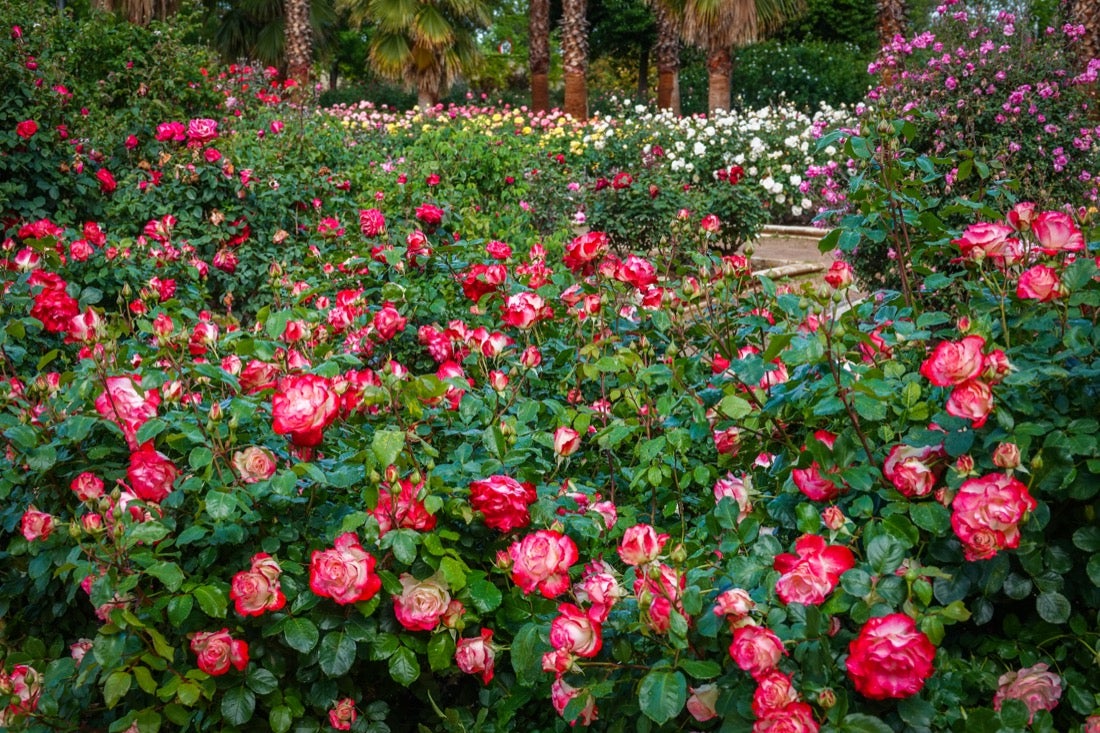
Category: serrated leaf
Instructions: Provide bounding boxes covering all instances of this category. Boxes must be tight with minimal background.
[270,705,293,733]
[192,585,227,618]
[467,578,502,613]
[167,595,193,626]
[1036,591,1071,624]
[246,667,279,696]
[104,671,132,708]
[319,632,357,677]
[678,659,721,680]
[638,670,686,725]
[510,623,544,686]
[718,394,752,420]
[221,686,256,726]
[146,562,184,592]
[283,617,319,653]
[427,633,455,672]
[372,429,405,467]
[388,646,420,686]
[842,713,894,733]
[205,490,236,521]
[909,502,950,533]
[189,446,214,470]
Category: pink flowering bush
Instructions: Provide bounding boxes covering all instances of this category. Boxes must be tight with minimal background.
[5,13,1100,733]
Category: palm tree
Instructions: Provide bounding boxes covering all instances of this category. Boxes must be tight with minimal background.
[93,0,179,25]
[286,0,314,94]
[530,0,551,112]
[340,0,490,108]
[649,0,683,113]
[876,0,906,51]
[202,0,337,75]
[680,0,804,114]
[1068,0,1099,72]
[561,0,590,119]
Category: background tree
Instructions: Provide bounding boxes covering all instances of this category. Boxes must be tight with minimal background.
[650,0,684,112]
[876,0,906,50]
[92,0,179,25]
[561,0,589,118]
[201,0,337,74]
[589,0,656,102]
[285,0,314,93]
[530,0,552,110]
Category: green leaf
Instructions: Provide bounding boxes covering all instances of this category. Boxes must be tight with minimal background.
[718,394,752,420]
[319,632,357,677]
[897,696,934,729]
[372,429,406,467]
[427,633,455,672]
[192,585,227,618]
[1073,527,1100,552]
[283,617,320,653]
[369,632,400,660]
[125,522,170,548]
[467,578,502,613]
[841,713,894,733]
[146,562,184,592]
[1088,554,1100,587]
[246,667,280,696]
[390,529,418,565]
[103,671,132,708]
[4,424,37,450]
[135,418,168,445]
[866,534,907,575]
[167,594,194,627]
[909,502,950,534]
[678,659,721,680]
[388,646,421,686]
[205,490,236,521]
[1036,592,1071,624]
[510,623,544,686]
[189,446,214,470]
[270,705,293,733]
[221,686,256,726]
[638,670,686,725]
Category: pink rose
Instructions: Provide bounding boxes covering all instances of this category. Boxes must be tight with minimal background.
[309,532,382,604]
[96,168,117,194]
[846,613,935,699]
[773,534,855,606]
[231,553,285,616]
[1016,264,1062,302]
[729,624,786,680]
[1007,202,1037,231]
[187,118,218,144]
[714,472,752,522]
[993,662,1061,723]
[71,472,104,501]
[393,573,451,631]
[470,474,537,532]
[752,701,819,733]
[791,462,842,502]
[21,507,54,542]
[551,678,598,725]
[16,119,38,139]
[945,378,994,428]
[95,376,161,450]
[713,425,741,455]
[883,443,946,498]
[508,529,578,598]
[189,629,248,675]
[992,442,1021,469]
[272,374,340,447]
[574,561,624,623]
[127,445,179,503]
[553,426,581,457]
[920,335,987,386]
[0,664,41,722]
[501,291,550,330]
[951,472,1036,561]
[617,523,669,566]
[548,603,602,658]
[374,478,436,535]
[563,231,609,274]
[752,671,800,717]
[701,214,722,233]
[686,684,720,722]
[232,446,277,483]
[372,302,407,341]
[328,698,357,730]
[455,628,496,684]
[521,345,542,368]
[614,255,657,288]
[1031,211,1084,255]
[415,203,444,229]
[359,208,386,237]
[714,587,755,620]
[824,260,855,289]
[485,240,512,259]
[952,221,1019,264]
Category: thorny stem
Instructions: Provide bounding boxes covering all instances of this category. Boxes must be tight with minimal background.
[822,326,876,463]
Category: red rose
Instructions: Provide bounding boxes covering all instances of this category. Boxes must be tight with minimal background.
[189,629,248,675]
[501,291,550,330]
[729,624,786,680]
[29,275,79,333]
[846,613,935,699]
[359,208,386,237]
[920,335,986,386]
[16,119,38,139]
[96,168,117,194]
[460,263,508,302]
[230,553,285,616]
[773,534,855,606]
[372,302,407,341]
[455,628,496,684]
[309,532,382,604]
[945,378,994,428]
[508,529,578,598]
[127,445,179,503]
[617,523,669,566]
[563,231,609,274]
[883,443,946,498]
[950,472,1036,561]
[415,203,444,230]
[824,260,855,289]
[791,462,842,502]
[271,374,340,447]
[470,474,537,532]
[614,254,657,288]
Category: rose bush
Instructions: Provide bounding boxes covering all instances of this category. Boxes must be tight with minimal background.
[4,10,1100,733]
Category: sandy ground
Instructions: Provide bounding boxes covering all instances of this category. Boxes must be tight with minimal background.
[749,230,838,268]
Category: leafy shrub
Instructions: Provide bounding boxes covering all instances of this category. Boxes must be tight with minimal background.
[730,41,874,112]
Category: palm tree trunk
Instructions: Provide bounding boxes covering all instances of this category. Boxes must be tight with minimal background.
[637,46,650,102]
[706,45,731,114]
[530,0,552,112]
[285,0,313,99]
[876,0,906,50]
[652,0,681,114]
[561,0,589,120]
[1070,0,1100,72]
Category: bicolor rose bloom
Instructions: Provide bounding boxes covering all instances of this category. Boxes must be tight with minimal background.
[615,255,657,288]
[773,534,855,606]
[328,698,357,730]
[309,532,382,604]
[1031,211,1085,255]
[272,374,340,447]
[752,701,819,733]
[231,553,285,616]
[501,291,549,330]
[553,426,581,457]
[952,221,1020,265]
[470,474,537,532]
[824,260,855,289]
[945,379,994,428]
[993,663,1062,723]
[71,472,105,501]
[127,445,179,503]
[1016,264,1062,302]
[373,302,407,341]
[1008,202,1037,231]
[920,335,986,386]
[714,587,756,622]
[792,463,842,502]
[751,671,800,717]
[29,273,79,333]
[359,208,386,237]
[686,684,720,722]
[21,507,54,542]
[96,168,117,194]
[189,629,248,675]
[232,446,277,483]
[563,231,609,274]
[374,478,436,535]
[635,563,686,634]
[455,628,496,684]
[729,624,786,680]
[951,472,1036,561]
[574,561,624,623]
[415,203,444,229]
[883,443,946,498]
[551,678,598,725]
[846,613,936,699]
[460,263,508,302]
[549,603,603,658]
[714,472,753,523]
[393,573,451,631]
[0,664,41,722]
[186,118,218,144]
[617,523,669,566]
[508,529,578,598]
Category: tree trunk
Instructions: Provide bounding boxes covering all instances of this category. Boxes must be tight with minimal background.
[876,0,906,51]
[561,0,589,120]
[706,46,731,114]
[529,0,552,112]
[652,0,681,114]
[637,46,649,103]
[1070,0,1100,72]
[285,0,313,101]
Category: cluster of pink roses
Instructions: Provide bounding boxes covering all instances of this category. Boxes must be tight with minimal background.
[950,472,1036,561]
[920,333,1010,428]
